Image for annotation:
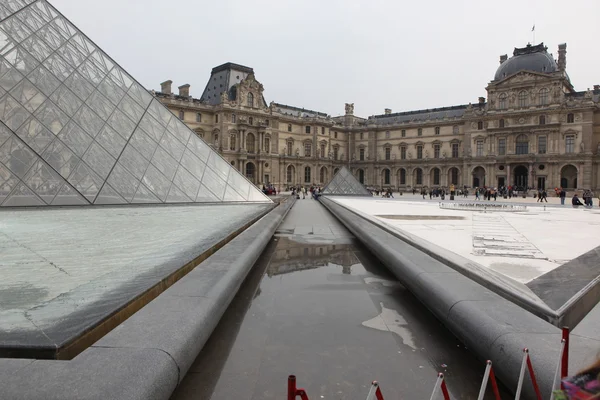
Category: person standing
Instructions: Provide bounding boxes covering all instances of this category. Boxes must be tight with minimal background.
[560,188,566,205]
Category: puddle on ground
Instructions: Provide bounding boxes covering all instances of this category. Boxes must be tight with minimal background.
[361,301,417,349]
[376,215,465,220]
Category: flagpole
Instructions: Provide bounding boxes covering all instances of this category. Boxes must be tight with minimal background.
[532,24,535,44]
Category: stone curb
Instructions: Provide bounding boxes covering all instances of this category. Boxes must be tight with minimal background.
[320,196,598,398]
[0,197,295,400]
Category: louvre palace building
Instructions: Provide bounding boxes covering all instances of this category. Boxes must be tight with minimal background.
[155,42,600,192]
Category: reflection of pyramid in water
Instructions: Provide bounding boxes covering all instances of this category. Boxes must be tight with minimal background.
[321,166,372,196]
[0,0,270,206]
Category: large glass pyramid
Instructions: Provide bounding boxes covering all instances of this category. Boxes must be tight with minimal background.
[0,0,270,206]
[321,167,372,196]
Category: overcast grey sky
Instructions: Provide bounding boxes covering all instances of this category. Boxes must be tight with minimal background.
[52,0,599,117]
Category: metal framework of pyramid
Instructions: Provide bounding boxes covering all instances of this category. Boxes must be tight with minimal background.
[321,166,372,196]
[0,0,270,206]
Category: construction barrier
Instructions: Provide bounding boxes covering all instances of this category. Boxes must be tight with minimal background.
[288,326,570,399]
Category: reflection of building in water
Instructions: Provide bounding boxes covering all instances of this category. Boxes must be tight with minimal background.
[267,238,358,277]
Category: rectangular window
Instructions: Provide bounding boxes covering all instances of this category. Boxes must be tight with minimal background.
[305,126,311,134]
[451,143,459,158]
[400,146,406,160]
[288,124,292,132]
[538,136,547,154]
[476,140,483,157]
[418,128,422,136]
[287,141,292,156]
[400,169,406,185]
[567,113,574,123]
[321,127,325,134]
[565,135,575,153]
[334,131,338,139]
[385,131,390,139]
[359,132,363,140]
[265,138,270,153]
[333,147,338,160]
[434,144,440,159]
[196,113,202,122]
[265,119,269,126]
[178,110,184,120]
[385,147,391,160]
[401,130,406,138]
[215,114,219,123]
[304,142,311,157]
[359,148,365,161]
[417,145,423,159]
[453,125,459,135]
[320,144,325,158]
[498,138,506,155]
[435,127,440,135]
[304,167,311,183]
[477,121,483,130]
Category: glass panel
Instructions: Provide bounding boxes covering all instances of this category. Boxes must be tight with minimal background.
[72,104,104,137]
[66,160,103,202]
[137,112,165,142]
[0,29,13,53]
[0,62,24,91]
[31,1,58,22]
[97,73,125,105]
[77,57,105,85]
[23,159,64,203]
[16,116,53,152]
[200,166,226,200]
[165,184,192,203]
[94,181,126,204]
[34,98,68,134]
[57,120,92,157]
[56,41,86,68]
[43,53,75,81]
[195,183,220,202]
[206,152,230,181]
[50,84,82,116]
[41,138,78,178]
[131,182,160,203]
[64,70,94,101]
[49,16,76,40]
[21,34,53,62]
[88,50,114,75]
[2,45,38,75]
[2,183,44,206]
[142,164,170,202]
[0,7,11,21]
[95,124,125,158]
[82,141,115,179]
[107,108,135,140]
[150,146,178,181]
[159,131,185,161]
[223,185,244,202]
[147,98,172,127]
[16,7,46,32]
[0,162,19,203]
[118,143,149,180]
[1,16,32,42]
[26,65,60,96]
[36,23,66,51]
[0,122,11,146]
[51,181,88,205]
[179,148,205,180]
[69,33,94,57]
[129,126,157,161]
[172,165,200,201]
[118,94,144,122]
[0,94,29,130]
[2,0,31,13]
[9,77,46,112]
[108,67,131,92]
[166,117,191,145]
[85,90,114,119]
[0,134,36,178]
[127,81,152,108]
[226,167,250,200]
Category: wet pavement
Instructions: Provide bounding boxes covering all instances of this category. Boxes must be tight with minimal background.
[172,199,508,399]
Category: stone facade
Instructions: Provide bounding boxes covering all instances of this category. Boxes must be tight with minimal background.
[155,46,600,191]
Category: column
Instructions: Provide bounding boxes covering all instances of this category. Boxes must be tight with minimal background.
[237,131,242,151]
[577,164,584,189]
[506,164,511,187]
[528,162,534,189]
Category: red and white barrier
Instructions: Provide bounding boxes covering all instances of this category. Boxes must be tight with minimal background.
[430,373,451,400]
[365,381,385,400]
[477,360,502,400]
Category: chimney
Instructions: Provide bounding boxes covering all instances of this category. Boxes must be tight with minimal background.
[178,84,190,98]
[384,108,391,115]
[593,85,599,91]
[558,43,567,72]
[160,80,172,95]
[478,97,485,104]
[499,54,508,64]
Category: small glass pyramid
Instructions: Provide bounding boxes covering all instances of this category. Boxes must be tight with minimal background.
[321,166,372,196]
[0,0,270,206]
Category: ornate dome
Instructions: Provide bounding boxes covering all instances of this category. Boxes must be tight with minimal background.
[494,43,558,81]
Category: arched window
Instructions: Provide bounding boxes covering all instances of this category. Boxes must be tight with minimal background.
[515,134,529,155]
[498,93,507,109]
[415,168,423,185]
[229,134,236,150]
[319,167,327,183]
[304,166,311,183]
[399,168,406,185]
[247,92,254,107]
[518,90,528,108]
[213,133,219,147]
[383,169,390,185]
[246,133,255,152]
[450,168,459,185]
[286,165,295,182]
[499,119,505,128]
[539,88,549,105]
[567,113,574,123]
[433,168,440,185]
[539,115,546,125]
